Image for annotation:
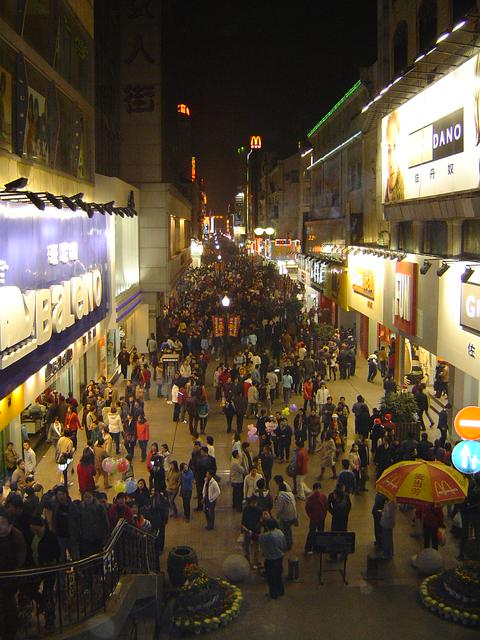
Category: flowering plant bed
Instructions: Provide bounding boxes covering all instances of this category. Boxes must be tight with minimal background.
[419,561,480,627]
[173,565,243,634]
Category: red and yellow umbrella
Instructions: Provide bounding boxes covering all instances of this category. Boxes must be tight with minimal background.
[376,460,469,506]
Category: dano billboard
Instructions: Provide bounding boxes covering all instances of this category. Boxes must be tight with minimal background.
[382,54,480,204]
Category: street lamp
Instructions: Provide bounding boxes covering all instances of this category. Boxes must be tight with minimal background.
[221,295,230,308]
[254,227,265,236]
[265,227,275,236]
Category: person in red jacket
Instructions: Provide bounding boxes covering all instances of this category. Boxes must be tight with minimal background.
[304,482,328,554]
[77,448,96,495]
[136,415,150,462]
[294,440,310,500]
[418,503,445,550]
[303,378,314,414]
[109,492,134,528]
[64,406,82,449]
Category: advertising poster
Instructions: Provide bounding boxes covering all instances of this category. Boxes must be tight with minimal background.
[212,316,225,337]
[0,203,109,397]
[228,315,240,337]
[382,54,480,203]
[0,65,12,152]
[352,268,375,300]
[24,86,49,163]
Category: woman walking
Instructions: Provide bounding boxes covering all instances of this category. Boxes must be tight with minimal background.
[166,460,181,517]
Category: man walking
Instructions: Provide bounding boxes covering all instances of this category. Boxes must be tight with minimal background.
[282,369,293,405]
[259,518,287,599]
[304,482,327,555]
[294,440,310,500]
[146,333,158,363]
[118,346,130,379]
[367,351,379,382]
[202,470,220,530]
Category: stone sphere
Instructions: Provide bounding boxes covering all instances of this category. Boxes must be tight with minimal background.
[222,554,250,583]
[414,548,444,576]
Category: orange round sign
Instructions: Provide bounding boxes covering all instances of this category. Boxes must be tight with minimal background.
[454,406,480,440]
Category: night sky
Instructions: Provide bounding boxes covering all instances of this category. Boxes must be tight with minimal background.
[164,1,378,214]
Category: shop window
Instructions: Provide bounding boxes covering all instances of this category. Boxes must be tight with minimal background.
[424,220,448,256]
[452,0,475,23]
[398,221,415,253]
[350,213,363,245]
[23,0,56,66]
[418,0,437,52]
[54,5,93,102]
[0,41,16,154]
[23,63,50,165]
[56,90,75,174]
[462,220,480,257]
[393,21,408,76]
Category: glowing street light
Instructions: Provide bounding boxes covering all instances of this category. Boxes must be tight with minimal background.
[265,227,275,236]
[221,295,230,308]
[254,227,265,236]
[217,254,222,260]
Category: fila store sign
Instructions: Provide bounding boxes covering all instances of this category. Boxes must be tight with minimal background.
[0,270,102,369]
[393,262,417,335]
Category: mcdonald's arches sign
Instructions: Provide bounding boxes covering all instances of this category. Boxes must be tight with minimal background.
[250,135,262,149]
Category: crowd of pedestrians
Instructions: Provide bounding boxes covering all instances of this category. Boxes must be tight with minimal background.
[1,238,479,626]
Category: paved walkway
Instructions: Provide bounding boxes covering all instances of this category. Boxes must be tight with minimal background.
[34,357,451,584]
[32,356,467,637]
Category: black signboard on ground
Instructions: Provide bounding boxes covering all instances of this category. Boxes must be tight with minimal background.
[314,532,355,555]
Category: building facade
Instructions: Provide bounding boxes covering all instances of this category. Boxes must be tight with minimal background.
[300,0,480,432]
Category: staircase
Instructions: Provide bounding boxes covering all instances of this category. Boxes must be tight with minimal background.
[0,519,163,639]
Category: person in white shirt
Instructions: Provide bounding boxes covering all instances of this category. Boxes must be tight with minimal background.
[161,444,171,472]
[247,383,259,417]
[203,470,221,530]
[243,466,263,499]
[180,359,192,378]
[252,354,262,367]
[298,345,307,361]
[206,435,215,459]
[107,407,122,455]
[23,440,36,475]
[315,382,330,413]
[266,370,278,406]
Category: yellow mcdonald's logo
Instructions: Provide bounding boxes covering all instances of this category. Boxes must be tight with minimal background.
[250,135,262,149]
[433,480,458,497]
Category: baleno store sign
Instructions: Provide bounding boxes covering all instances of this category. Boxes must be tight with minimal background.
[0,203,109,398]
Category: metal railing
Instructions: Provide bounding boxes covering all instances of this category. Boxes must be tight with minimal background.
[0,519,158,637]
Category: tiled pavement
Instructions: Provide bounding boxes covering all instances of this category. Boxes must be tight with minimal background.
[34,357,469,639]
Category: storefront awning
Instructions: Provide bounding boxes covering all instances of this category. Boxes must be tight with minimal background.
[362,14,480,130]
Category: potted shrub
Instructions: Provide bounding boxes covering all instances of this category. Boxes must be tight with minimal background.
[380,391,420,441]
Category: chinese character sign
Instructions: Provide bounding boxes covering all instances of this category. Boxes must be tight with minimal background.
[228,315,240,337]
[212,316,225,337]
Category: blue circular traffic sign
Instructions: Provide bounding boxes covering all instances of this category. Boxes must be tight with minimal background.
[452,440,480,475]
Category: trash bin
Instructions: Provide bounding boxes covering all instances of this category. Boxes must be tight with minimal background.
[167,546,198,587]
[287,556,300,580]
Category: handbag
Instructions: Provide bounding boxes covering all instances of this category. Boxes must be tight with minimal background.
[286,462,296,477]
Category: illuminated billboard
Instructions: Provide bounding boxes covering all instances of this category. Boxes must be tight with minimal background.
[382,54,480,203]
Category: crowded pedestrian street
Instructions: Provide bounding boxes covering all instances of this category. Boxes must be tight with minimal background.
[2,2,480,638]
[2,240,472,638]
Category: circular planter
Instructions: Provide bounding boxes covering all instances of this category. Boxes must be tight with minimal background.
[168,546,198,587]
